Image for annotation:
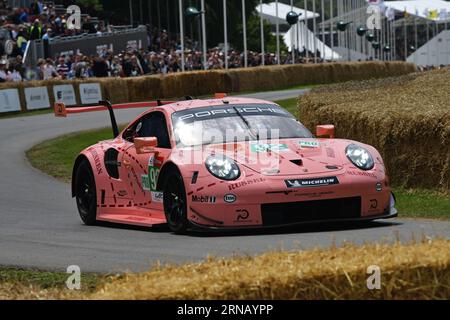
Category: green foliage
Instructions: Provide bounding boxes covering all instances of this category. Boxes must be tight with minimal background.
[0,267,103,291]
[76,0,103,11]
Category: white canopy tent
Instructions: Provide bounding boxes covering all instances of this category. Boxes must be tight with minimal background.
[255,2,319,25]
[255,2,340,60]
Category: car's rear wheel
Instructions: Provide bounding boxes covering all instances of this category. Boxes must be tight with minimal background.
[75,160,97,225]
[163,170,189,234]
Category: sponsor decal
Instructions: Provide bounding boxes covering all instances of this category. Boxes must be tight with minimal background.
[285,176,339,188]
[236,209,250,221]
[149,155,164,168]
[175,105,290,123]
[347,170,378,179]
[368,199,379,213]
[326,147,336,158]
[294,191,335,198]
[117,190,128,197]
[299,140,320,148]
[151,191,164,203]
[376,183,383,192]
[262,168,280,175]
[228,177,266,191]
[89,150,103,175]
[192,195,217,203]
[79,83,102,105]
[147,155,162,192]
[142,174,150,191]
[224,194,237,203]
[251,143,289,153]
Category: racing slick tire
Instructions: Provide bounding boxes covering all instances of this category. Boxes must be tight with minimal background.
[163,169,189,234]
[74,159,97,225]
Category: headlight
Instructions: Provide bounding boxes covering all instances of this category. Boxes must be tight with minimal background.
[345,144,374,170]
[205,155,240,181]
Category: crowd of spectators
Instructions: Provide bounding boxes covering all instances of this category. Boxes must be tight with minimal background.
[0,0,325,82]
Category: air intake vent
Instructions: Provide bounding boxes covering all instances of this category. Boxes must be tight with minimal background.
[290,159,303,166]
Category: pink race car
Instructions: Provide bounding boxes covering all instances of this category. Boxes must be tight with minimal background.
[55,95,397,234]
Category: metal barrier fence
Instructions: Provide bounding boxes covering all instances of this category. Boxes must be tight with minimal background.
[23,25,149,69]
[7,0,34,7]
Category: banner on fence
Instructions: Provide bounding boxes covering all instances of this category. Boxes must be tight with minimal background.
[0,89,21,113]
[79,83,102,105]
[24,86,50,110]
[53,84,77,106]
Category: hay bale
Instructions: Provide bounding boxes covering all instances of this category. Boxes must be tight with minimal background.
[0,62,415,113]
[299,69,450,191]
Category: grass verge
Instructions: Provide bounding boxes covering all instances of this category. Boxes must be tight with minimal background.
[0,267,106,299]
[27,127,115,182]
[1,239,448,299]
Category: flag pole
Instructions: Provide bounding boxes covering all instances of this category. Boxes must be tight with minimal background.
[330,0,334,61]
[291,0,295,64]
[276,0,280,64]
[201,0,207,70]
[321,0,325,61]
[129,0,133,26]
[304,0,309,60]
[223,0,228,69]
[404,11,408,61]
[414,10,418,65]
[260,0,265,66]
[178,0,185,72]
[313,0,317,62]
[242,0,248,68]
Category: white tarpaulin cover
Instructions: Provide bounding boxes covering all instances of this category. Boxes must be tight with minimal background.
[256,2,340,60]
[407,29,450,66]
[283,23,341,60]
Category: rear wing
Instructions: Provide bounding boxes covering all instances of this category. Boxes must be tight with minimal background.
[54,100,175,138]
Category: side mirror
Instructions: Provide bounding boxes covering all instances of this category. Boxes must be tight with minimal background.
[316,125,335,139]
[134,137,158,154]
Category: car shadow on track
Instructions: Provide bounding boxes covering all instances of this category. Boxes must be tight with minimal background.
[93,219,402,238]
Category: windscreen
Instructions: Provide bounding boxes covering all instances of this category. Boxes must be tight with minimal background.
[171,104,313,147]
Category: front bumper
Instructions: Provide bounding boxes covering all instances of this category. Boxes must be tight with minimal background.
[189,206,398,232]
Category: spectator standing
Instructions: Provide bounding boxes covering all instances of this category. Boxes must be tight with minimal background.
[7,65,22,82]
[92,56,109,77]
[41,58,58,80]
[29,19,42,40]
[42,28,52,41]
[56,56,69,79]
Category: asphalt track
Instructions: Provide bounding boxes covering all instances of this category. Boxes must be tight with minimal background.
[0,88,448,273]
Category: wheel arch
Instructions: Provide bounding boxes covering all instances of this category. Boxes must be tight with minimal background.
[72,154,90,197]
[156,161,181,191]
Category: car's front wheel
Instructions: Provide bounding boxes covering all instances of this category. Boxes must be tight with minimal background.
[163,170,189,234]
[74,160,97,225]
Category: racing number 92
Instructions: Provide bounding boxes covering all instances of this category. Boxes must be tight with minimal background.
[149,166,160,192]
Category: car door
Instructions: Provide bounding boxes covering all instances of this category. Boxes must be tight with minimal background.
[119,111,172,210]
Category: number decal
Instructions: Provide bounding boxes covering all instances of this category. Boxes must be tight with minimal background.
[148,166,160,192]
